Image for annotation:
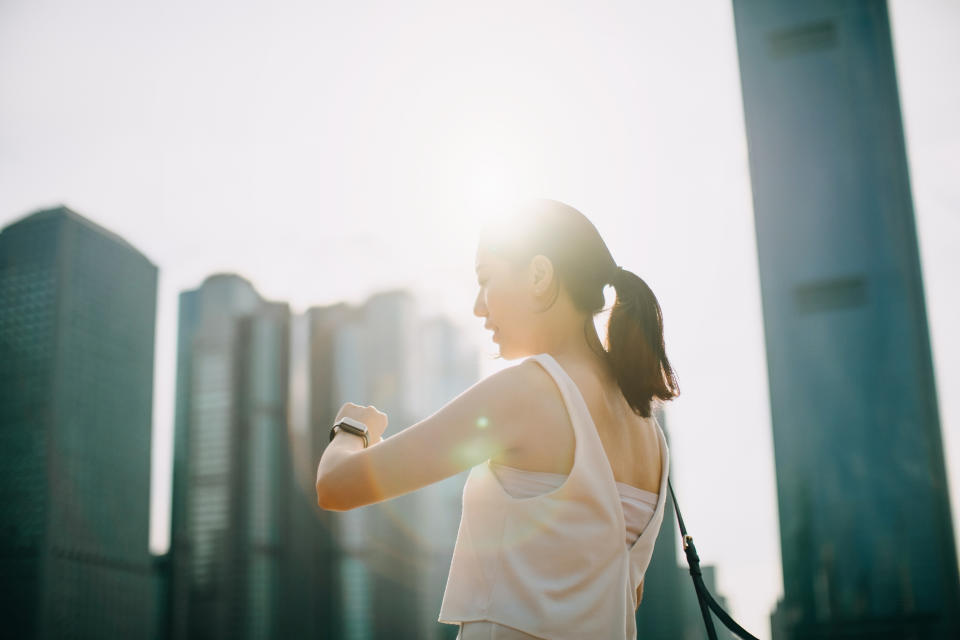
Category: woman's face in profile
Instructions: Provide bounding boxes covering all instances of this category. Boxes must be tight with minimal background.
[473,245,528,357]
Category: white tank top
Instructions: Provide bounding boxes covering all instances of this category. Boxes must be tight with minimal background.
[438,352,671,639]
[488,462,659,546]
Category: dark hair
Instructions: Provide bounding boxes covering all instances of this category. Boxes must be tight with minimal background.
[479,199,679,418]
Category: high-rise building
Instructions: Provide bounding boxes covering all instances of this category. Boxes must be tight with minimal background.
[293,291,479,639]
[635,407,690,639]
[733,2,960,637]
[635,408,735,640]
[0,206,158,639]
[168,274,306,639]
[413,315,480,640]
[287,302,356,639]
[152,552,172,640]
[298,291,423,639]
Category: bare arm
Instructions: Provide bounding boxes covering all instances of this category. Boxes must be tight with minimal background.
[316,360,544,511]
[315,414,374,495]
[635,579,644,611]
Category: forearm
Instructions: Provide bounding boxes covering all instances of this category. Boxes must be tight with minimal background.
[316,432,366,488]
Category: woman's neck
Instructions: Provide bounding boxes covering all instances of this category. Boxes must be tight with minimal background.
[546,317,615,384]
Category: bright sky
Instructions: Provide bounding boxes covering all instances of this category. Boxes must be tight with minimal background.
[1,2,957,637]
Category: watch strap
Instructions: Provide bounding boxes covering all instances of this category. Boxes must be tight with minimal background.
[329,418,370,448]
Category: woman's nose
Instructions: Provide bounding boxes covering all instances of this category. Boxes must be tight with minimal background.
[473,292,486,318]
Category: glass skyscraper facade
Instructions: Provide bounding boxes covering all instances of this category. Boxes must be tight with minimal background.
[168,275,299,640]
[634,409,734,640]
[301,292,425,639]
[411,314,480,640]
[294,292,480,639]
[0,206,159,639]
[733,1,960,637]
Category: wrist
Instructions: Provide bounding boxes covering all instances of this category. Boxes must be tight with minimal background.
[317,429,364,485]
[330,417,370,448]
[330,428,367,450]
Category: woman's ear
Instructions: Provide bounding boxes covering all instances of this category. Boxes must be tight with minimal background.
[529,254,554,296]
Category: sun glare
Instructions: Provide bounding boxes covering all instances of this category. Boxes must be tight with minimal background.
[427,112,546,239]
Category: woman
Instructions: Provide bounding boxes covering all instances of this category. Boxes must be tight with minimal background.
[316,199,679,639]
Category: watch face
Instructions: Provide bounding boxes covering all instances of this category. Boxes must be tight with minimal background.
[337,416,368,435]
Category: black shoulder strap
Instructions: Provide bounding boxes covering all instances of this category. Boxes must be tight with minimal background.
[667,477,760,640]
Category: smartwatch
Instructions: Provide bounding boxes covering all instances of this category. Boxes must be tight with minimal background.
[329,416,369,448]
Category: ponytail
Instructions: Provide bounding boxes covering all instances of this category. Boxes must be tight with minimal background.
[477,199,678,417]
[605,266,679,418]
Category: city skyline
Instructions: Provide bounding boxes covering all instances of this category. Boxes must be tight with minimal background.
[0,204,738,640]
[2,1,957,637]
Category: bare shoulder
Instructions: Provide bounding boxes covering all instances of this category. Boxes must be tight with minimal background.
[485,358,578,468]
[477,358,560,416]
[517,356,560,389]
[486,357,547,386]
[465,358,567,455]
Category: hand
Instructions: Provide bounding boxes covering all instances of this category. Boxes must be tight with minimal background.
[335,402,388,445]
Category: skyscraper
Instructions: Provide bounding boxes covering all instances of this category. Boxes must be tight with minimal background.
[732,2,960,637]
[635,409,734,640]
[294,301,363,639]
[299,291,425,639]
[293,291,480,639]
[413,315,480,640]
[168,274,302,640]
[0,206,158,639]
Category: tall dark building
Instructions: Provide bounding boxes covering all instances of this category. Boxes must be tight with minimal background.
[732,2,960,637]
[413,315,480,640]
[0,206,159,639]
[634,408,685,639]
[168,274,301,640]
[635,409,734,640]
[293,293,480,639]
[300,292,425,640]
[152,552,172,640]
